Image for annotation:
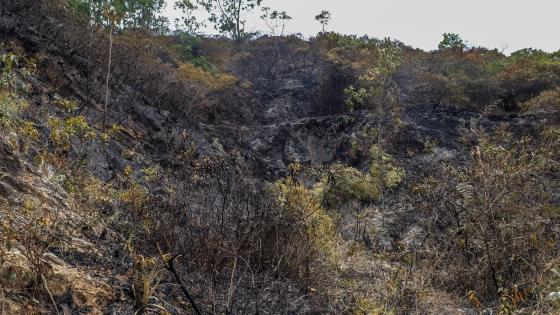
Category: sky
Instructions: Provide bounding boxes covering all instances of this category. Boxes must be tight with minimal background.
[163,0,560,54]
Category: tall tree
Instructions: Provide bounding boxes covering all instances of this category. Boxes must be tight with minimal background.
[315,10,331,33]
[197,0,263,40]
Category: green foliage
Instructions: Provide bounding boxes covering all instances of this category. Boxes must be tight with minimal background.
[197,0,263,40]
[67,0,168,33]
[174,0,203,34]
[0,92,27,129]
[510,48,560,64]
[275,176,341,272]
[369,145,405,189]
[173,33,217,72]
[324,164,380,204]
[344,85,367,111]
[343,39,403,112]
[315,10,331,32]
[438,33,466,50]
[54,98,78,112]
[353,296,391,315]
[48,115,93,150]
[412,40,559,110]
[361,39,403,80]
[67,0,93,17]
[320,147,404,206]
[0,52,19,90]
[124,0,168,32]
[316,33,381,50]
[0,52,30,129]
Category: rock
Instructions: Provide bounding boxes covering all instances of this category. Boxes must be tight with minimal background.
[46,258,113,312]
[60,303,72,315]
[548,291,560,300]
[0,297,35,314]
[0,139,21,172]
[42,252,66,267]
[69,237,97,254]
[0,250,34,289]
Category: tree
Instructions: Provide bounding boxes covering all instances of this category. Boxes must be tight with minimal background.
[260,7,291,36]
[174,0,204,34]
[438,33,466,50]
[315,10,331,33]
[343,39,403,232]
[197,0,263,40]
[67,0,168,33]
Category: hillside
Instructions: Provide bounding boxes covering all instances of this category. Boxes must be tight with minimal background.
[1,1,560,314]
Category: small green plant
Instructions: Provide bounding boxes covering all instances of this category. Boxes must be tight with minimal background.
[132,255,166,313]
[323,164,380,205]
[275,174,340,278]
[344,85,368,111]
[0,52,30,130]
[369,145,405,189]
[0,91,27,129]
[54,98,78,112]
[198,0,264,40]
[173,34,217,73]
[353,296,391,315]
[1,52,19,91]
[119,165,148,214]
[48,115,91,149]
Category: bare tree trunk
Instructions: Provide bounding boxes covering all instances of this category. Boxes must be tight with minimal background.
[166,255,202,315]
[236,0,242,40]
[104,23,113,127]
[377,90,386,236]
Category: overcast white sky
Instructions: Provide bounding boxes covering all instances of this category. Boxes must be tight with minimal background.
[163,0,560,54]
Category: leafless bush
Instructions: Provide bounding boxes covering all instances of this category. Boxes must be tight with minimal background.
[413,126,560,309]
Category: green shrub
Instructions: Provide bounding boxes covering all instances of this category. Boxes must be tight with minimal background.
[275,176,341,275]
[324,164,380,204]
[173,33,218,73]
[48,115,92,149]
[315,32,380,50]
[369,145,405,189]
[438,33,466,50]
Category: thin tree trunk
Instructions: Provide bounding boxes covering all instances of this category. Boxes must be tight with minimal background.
[378,102,385,232]
[236,0,242,40]
[166,255,202,315]
[104,23,113,127]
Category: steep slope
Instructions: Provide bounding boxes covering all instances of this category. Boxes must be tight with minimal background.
[1,1,560,314]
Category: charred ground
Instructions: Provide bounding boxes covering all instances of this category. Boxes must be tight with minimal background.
[1,1,560,314]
